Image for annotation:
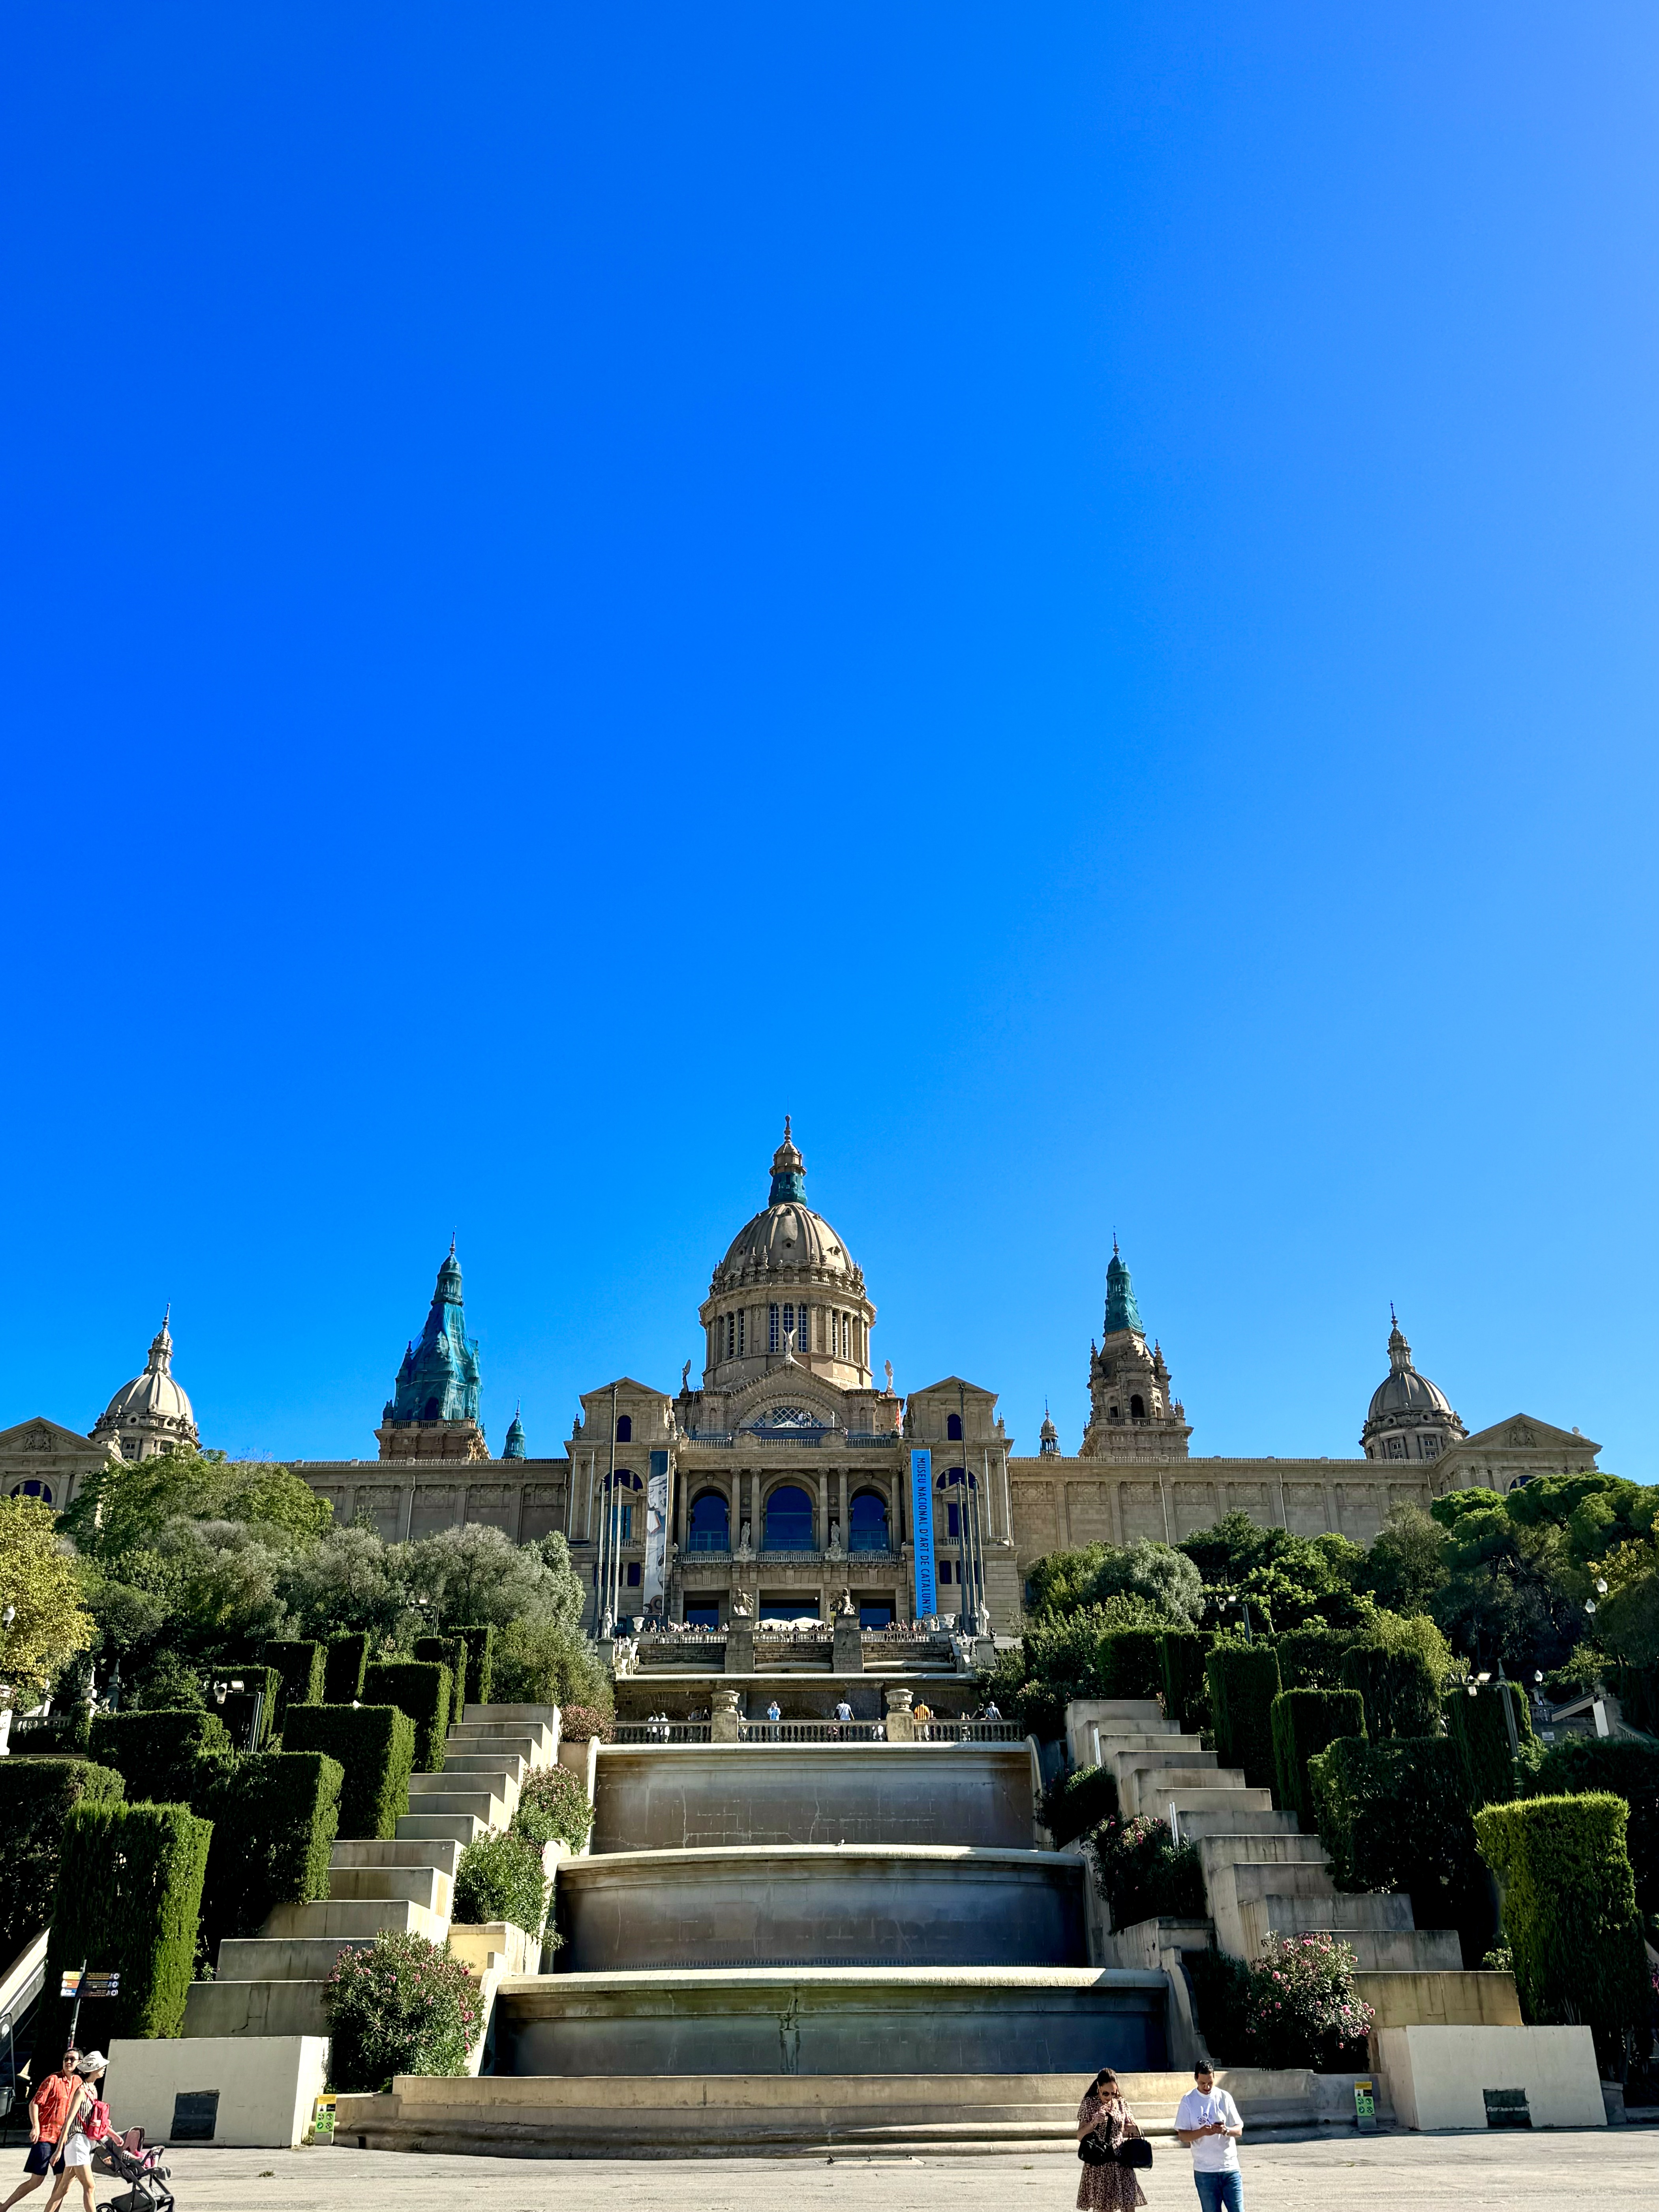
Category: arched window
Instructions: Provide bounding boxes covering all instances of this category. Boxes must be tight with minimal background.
[763,1484,814,1550]
[688,1491,730,1552]
[9,1480,51,1505]
[848,1489,890,1553]
[1108,1404,1121,1422]
[1129,1395,1146,1422]
[616,1413,632,1442]
[947,1412,963,1441]
[422,1396,443,1421]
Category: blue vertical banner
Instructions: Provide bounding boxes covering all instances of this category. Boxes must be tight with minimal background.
[909,1449,936,1618]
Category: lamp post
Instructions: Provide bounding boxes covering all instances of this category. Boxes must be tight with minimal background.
[1219,1592,1254,1645]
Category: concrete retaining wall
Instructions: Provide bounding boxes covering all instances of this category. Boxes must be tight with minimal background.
[105,2035,328,2148]
[1376,2024,1605,2130]
[495,1965,1167,2077]
[556,1845,1085,1970]
[591,1743,1036,1852]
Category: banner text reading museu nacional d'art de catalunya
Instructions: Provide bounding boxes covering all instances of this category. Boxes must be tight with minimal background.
[910,1448,936,1616]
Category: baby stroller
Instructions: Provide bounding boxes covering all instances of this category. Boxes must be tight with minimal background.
[92,2126,175,2212]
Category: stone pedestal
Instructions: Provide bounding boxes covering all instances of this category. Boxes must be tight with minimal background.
[711,1689,743,1744]
[884,1687,915,1743]
[833,1618,863,1673]
[725,1622,754,1675]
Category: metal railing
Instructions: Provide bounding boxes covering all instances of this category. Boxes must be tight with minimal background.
[684,1533,730,1553]
[843,1433,903,1448]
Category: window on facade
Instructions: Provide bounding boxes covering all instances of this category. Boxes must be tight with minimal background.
[616,1413,632,1442]
[769,1304,780,1353]
[684,1602,721,1628]
[1130,1395,1146,1422]
[783,1302,795,1343]
[625,1560,641,1588]
[947,1412,963,1441]
[763,1483,814,1550]
[725,1314,735,1358]
[1108,1404,1120,1422]
[619,1502,633,1540]
[1385,1436,1407,1459]
[1419,1435,1440,1458]
[848,1489,890,1552]
[946,1500,962,1539]
[688,1491,730,1552]
[9,1480,51,1504]
[738,1309,746,1355]
[938,1557,954,1584]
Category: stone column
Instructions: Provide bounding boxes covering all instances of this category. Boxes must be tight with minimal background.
[837,1466,849,1539]
[815,1469,829,1551]
[711,1687,742,1743]
[884,1685,915,1742]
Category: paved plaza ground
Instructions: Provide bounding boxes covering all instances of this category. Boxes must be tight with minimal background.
[154,2130,1654,2212]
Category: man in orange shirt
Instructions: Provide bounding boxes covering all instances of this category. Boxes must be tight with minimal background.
[0,2050,79,2211]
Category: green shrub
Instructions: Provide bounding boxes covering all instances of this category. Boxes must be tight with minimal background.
[199,1750,343,1964]
[1446,1683,1531,1810]
[41,1800,212,2049]
[283,1704,415,1839]
[1157,1629,1209,1732]
[88,1709,233,1810]
[1475,1792,1649,2062]
[1192,1933,1371,2069]
[1206,1643,1282,1793]
[1276,1626,1352,1692]
[453,1831,547,1935]
[1185,1944,1253,2060]
[1271,1689,1365,1829]
[1043,1764,1120,1847]
[362,1662,450,1773]
[1096,1629,1164,1700]
[414,1636,467,1724]
[323,1929,484,2092]
[1614,1661,1659,1736]
[1528,1740,1659,1935]
[509,1766,595,1855]
[491,1618,604,1709]
[134,1650,207,1711]
[450,1625,495,1708]
[0,1759,125,1959]
[1339,1614,1448,1740]
[323,1634,369,1703]
[261,1638,327,1722]
[1086,1814,1205,1930]
[558,1704,613,1744]
[203,1666,282,1752]
[1308,1735,1488,1957]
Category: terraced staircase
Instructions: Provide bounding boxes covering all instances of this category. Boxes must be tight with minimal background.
[182,1703,559,2039]
[1080,1698,1460,1971]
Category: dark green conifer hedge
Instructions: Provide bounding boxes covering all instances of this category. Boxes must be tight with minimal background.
[323,1634,370,1703]
[1206,1643,1282,1792]
[261,1639,327,1721]
[283,1704,415,1838]
[88,1710,233,1809]
[0,1758,125,1959]
[199,1749,344,1964]
[1270,1688,1365,1828]
[362,1662,451,1773]
[41,1800,213,2049]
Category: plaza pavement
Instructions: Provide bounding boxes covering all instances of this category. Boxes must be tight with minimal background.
[153,2130,1653,2212]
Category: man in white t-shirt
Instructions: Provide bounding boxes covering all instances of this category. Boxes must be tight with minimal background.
[1174,2060,1244,2212]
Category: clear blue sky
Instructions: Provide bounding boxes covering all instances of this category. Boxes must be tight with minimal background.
[4,7,1656,1478]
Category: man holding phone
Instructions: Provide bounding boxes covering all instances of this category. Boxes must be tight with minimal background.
[1173,2060,1244,2212]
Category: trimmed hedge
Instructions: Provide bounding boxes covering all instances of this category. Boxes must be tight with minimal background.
[41,1800,213,2049]
[1340,1625,1444,1740]
[1530,1739,1659,1931]
[1271,1689,1365,1829]
[1043,1764,1120,1847]
[1276,1626,1352,1692]
[283,1704,415,1839]
[1157,1629,1208,1733]
[199,1750,344,1965]
[0,1758,126,1959]
[1095,1629,1164,1701]
[451,1625,495,1709]
[204,1666,281,1752]
[324,1634,370,1704]
[262,1639,327,1721]
[88,1709,233,1809]
[1207,1643,1282,1794]
[362,1661,451,1774]
[1308,1734,1489,1957]
[414,1636,467,1723]
[1446,1683,1530,1810]
[1475,1792,1648,2059]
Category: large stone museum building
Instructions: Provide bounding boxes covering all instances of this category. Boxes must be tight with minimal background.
[2,1125,1603,1634]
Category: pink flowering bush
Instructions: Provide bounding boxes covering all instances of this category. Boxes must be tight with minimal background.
[323,1930,483,2092]
[1242,1933,1374,2068]
[557,1704,613,1744]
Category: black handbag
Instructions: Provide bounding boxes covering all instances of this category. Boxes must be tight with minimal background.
[1078,2131,1114,2166]
[1119,2137,1154,2169]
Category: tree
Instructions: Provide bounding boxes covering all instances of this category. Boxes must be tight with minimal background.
[1363,1503,1451,1615]
[0,1498,97,1693]
[1025,1540,1203,1626]
[404,1524,584,1632]
[1180,1512,1373,1633]
[64,1449,330,1562]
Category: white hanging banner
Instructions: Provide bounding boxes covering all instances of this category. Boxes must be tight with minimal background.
[643,1450,670,1614]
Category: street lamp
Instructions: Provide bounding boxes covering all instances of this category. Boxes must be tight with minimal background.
[1218,1592,1255,1646]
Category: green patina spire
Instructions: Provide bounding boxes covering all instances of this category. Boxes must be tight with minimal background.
[768,1115,807,1204]
[1103,1238,1145,1338]
[503,1401,526,1460]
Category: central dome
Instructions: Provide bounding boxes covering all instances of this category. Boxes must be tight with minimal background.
[713,1120,859,1288]
[90,1311,200,1460]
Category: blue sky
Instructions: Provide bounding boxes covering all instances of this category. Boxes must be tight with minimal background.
[4,6,1656,1477]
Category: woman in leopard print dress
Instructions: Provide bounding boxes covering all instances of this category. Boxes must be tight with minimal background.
[1075,2068,1147,2212]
